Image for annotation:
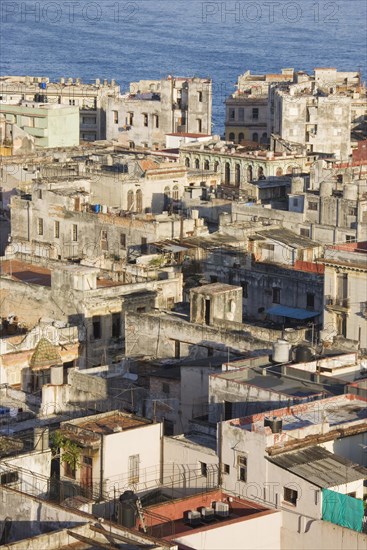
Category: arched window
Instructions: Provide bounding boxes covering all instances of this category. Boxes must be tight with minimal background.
[225,162,231,185]
[214,161,219,173]
[252,132,258,142]
[185,157,190,168]
[229,132,235,142]
[127,190,134,211]
[261,132,267,144]
[136,189,143,213]
[238,132,244,144]
[276,167,283,177]
[195,158,200,170]
[204,159,210,170]
[172,185,179,201]
[235,163,241,186]
[247,165,253,181]
[258,167,264,179]
[287,165,293,174]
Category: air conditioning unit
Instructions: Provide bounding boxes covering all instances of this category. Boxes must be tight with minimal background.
[214,501,229,518]
[186,510,201,527]
[200,507,215,522]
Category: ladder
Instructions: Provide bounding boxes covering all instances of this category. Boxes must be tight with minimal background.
[136,497,147,533]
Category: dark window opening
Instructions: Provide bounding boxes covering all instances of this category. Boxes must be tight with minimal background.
[200,462,208,477]
[284,487,298,505]
[306,293,315,309]
[92,316,101,340]
[272,287,281,304]
[112,312,121,339]
[238,455,247,482]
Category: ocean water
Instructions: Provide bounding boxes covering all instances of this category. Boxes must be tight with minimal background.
[1,0,366,133]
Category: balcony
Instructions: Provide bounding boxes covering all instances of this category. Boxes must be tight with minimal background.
[325,296,350,312]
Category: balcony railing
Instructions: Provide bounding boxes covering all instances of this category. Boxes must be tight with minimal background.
[325,296,350,311]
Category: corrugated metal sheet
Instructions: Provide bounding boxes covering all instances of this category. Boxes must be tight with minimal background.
[267,446,367,488]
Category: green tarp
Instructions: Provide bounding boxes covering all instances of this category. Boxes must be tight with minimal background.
[322,489,364,532]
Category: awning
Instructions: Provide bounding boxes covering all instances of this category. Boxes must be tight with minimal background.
[266,305,321,320]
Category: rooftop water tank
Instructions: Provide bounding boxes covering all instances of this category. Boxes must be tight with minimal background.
[272,339,291,363]
[118,491,138,528]
[294,345,313,363]
[264,416,283,433]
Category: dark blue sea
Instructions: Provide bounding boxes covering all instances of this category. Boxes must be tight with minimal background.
[1,0,366,133]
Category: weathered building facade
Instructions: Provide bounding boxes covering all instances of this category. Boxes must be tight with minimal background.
[107,76,212,148]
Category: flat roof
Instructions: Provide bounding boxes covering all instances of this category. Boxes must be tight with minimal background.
[0,260,122,288]
[231,394,367,433]
[145,489,276,540]
[60,411,151,446]
[190,282,241,295]
[267,446,367,488]
[213,365,325,399]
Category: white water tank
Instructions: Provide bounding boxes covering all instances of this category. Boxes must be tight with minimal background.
[272,339,291,363]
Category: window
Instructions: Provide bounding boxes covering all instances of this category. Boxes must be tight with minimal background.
[54,221,60,239]
[222,464,230,475]
[241,281,248,299]
[185,157,190,168]
[346,235,355,243]
[37,218,44,236]
[197,118,202,133]
[127,190,134,210]
[293,198,299,207]
[306,293,315,308]
[69,99,75,105]
[238,108,244,121]
[229,108,235,120]
[128,112,134,126]
[136,189,143,213]
[172,185,179,201]
[276,167,283,177]
[64,461,76,479]
[284,487,298,505]
[113,110,119,124]
[272,287,281,304]
[1,471,19,485]
[112,312,121,339]
[308,202,318,211]
[92,316,101,340]
[252,107,259,120]
[72,224,78,242]
[143,113,148,127]
[252,132,258,142]
[162,382,170,395]
[238,132,244,143]
[38,189,42,199]
[300,228,310,237]
[229,132,235,142]
[214,161,219,172]
[348,207,357,216]
[154,114,159,128]
[198,91,203,102]
[204,159,210,170]
[237,455,247,482]
[128,454,140,484]
[200,462,208,478]
[195,159,200,170]
[120,233,126,247]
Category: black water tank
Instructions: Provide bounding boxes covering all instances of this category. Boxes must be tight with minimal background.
[264,416,283,433]
[295,345,313,363]
[118,490,138,528]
